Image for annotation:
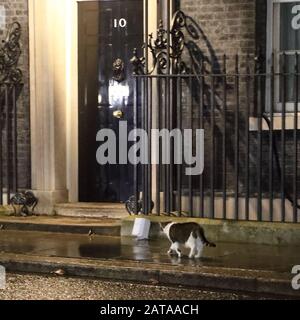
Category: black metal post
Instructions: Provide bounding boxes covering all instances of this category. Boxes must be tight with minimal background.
[234,55,240,220]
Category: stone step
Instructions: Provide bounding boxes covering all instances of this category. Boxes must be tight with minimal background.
[0,215,121,236]
[54,202,128,219]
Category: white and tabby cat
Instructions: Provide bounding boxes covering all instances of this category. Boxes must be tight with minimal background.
[160,222,216,259]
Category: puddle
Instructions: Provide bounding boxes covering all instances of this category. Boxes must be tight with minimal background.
[0,230,299,273]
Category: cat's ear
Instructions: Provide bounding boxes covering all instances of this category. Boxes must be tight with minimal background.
[160,222,171,230]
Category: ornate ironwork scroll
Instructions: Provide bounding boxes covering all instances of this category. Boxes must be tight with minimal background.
[0,22,22,83]
[125,195,154,215]
[131,10,205,75]
[10,191,38,216]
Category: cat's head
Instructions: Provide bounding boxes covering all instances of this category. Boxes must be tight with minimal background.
[159,221,172,233]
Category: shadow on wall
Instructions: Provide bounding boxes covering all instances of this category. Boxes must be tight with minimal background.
[173,12,275,194]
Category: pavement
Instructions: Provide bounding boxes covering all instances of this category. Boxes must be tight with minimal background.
[0,215,121,235]
[0,273,273,300]
[0,214,299,298]
[0,228,299,298]
[0,230,299,273]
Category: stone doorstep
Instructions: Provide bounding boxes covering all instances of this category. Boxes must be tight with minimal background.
[0,252,297,298]
[0,216,121,236]
[53,203,128,219]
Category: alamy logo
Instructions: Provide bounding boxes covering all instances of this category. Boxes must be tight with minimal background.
[292,265,300,290]
[96,121,205,176]
[0,265,5,289]
[0,5,5,30]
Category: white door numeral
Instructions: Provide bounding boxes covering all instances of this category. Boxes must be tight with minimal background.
[114,18,127,28]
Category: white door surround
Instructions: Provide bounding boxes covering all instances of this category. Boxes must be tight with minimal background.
[29,0,79,214]
[28,0,157,214]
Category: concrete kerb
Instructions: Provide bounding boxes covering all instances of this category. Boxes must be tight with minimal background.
[1,214,299,246]
[121,215,300,246]
[0,253,297,298]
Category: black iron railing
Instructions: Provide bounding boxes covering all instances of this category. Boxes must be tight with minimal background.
[127,11,300,223]
[0,83,23,205]
[0,22,23,205]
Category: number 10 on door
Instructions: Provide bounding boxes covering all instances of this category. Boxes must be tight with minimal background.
[114,18,127,28]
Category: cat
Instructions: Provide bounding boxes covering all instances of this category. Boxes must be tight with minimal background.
[160,222,216,259]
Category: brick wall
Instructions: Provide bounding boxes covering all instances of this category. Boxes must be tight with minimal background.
[176,0,300,197]
[0,0,30,190]
[180,0,257,66]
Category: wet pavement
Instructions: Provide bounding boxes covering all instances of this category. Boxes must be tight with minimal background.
[0,230,299,274]
[0,273,273,300]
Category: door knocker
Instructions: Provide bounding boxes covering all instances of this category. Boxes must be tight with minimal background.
[112,58,125,83]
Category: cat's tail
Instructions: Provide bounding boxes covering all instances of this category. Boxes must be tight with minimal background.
[195,226,216,248]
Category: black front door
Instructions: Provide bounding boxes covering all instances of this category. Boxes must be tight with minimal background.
[78,0,144,202]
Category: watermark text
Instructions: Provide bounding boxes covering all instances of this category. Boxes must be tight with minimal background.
[0,265,6,290]
[292,265,300,290]
[96,121,204,176]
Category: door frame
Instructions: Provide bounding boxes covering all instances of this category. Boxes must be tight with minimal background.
[74,0,158,203]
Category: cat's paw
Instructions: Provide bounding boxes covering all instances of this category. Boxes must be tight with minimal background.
[167,249,173,256]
